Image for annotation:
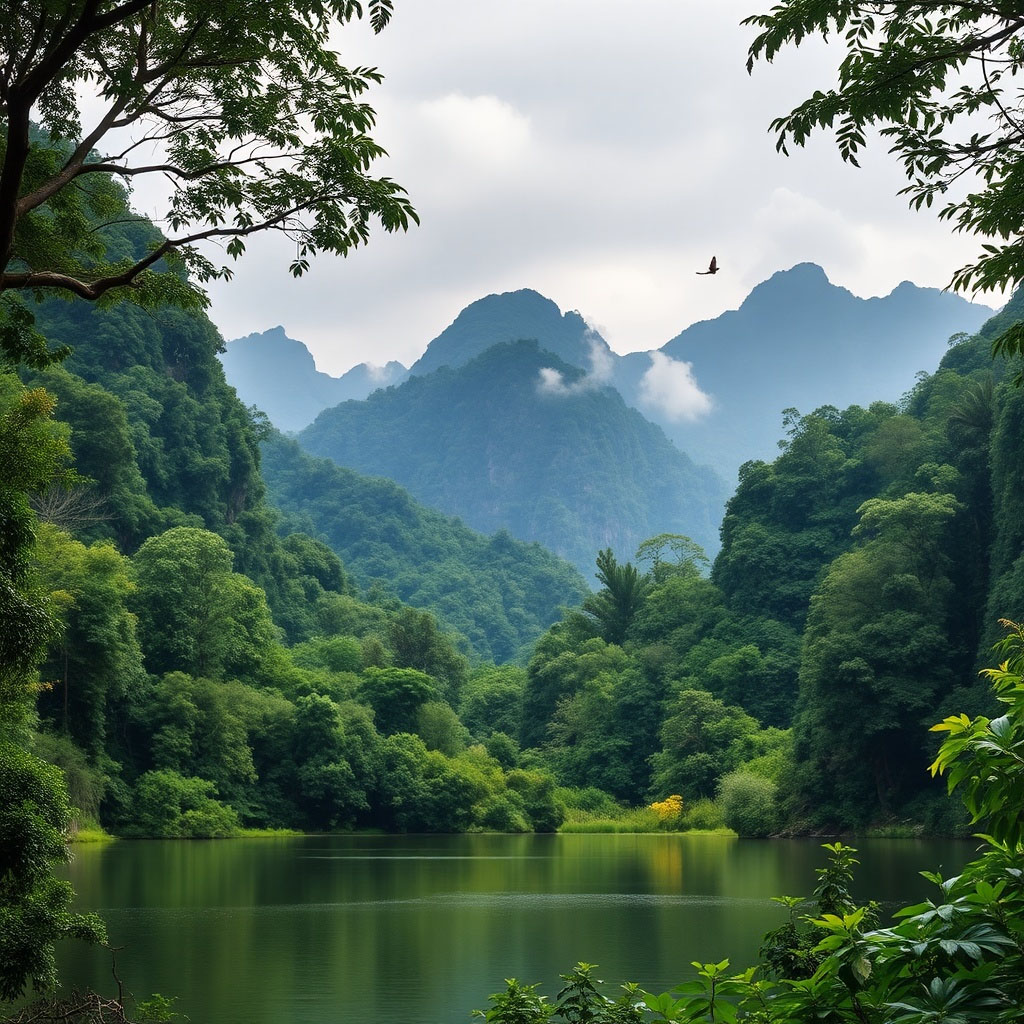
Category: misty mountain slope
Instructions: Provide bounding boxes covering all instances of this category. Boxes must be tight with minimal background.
[220,265,990,475]
[618,263,993,473]
[261,432,590,663]
[220,326,407,431]
[298,340,729,574]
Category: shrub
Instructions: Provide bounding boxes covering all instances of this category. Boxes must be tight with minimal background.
[717,771,777,837]
[476,793,530,833]
[128,770,240,838]
[683,797,724,831]
[649,794,685,829]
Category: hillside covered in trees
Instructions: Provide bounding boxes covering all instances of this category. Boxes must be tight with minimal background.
[261,431,589,663]
[299,340,728,573]
[510,302,1020,834]
[3,284,580,841]
[16,277,1024,844]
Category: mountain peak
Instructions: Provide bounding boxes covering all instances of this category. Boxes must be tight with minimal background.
[739,263,844,311]
[409,287,600,377]
[225,326,317,371]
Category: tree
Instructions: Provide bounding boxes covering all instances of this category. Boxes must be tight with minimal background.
[34,524,146,759]
[788,491,962,827]
[387,606,468,702]
[744,2,1024,371]
[359,666,437,736]
[0,744,106,999]
[0,0,415,343]
[635,533,709,582]
[649,689,761,801]
[132,526,278,680]
[583,549,650,646]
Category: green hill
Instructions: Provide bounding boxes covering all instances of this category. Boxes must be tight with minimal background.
[299,340,729,574]
[261,433,589,663]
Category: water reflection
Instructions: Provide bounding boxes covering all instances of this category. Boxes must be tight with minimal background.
[58,835,972,1024]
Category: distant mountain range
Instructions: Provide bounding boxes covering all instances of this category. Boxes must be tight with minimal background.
[299,341,728,574]
[223,265,993,476]
[615,263,994,473]
[220,326,407,432]
[218,265,993,575]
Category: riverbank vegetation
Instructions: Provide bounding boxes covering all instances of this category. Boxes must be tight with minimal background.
[475,627,1024,1022]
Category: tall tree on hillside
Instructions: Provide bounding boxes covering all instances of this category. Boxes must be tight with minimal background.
[0,0,416,366]
[583,548,650,645]
[788,491,962,827]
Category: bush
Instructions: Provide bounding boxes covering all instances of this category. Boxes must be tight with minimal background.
[507,769,565,832]
[717,771,777,837]
[649,794,685,829]
[683,797,724,831]
[476,793,530,832]
[554,785,619,815]
[128,770,240,838]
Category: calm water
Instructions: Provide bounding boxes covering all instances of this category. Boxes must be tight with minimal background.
[56,834,973,1024]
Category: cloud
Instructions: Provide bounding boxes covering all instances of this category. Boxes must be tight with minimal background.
[537,332,614,395]
[638,351,713,422]
[416,93,531,167]
[365,362,397,382]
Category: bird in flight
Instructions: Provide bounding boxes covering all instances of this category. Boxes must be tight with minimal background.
[696,256,719,275]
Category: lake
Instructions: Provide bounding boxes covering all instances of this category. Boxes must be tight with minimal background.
[57,834,973,1024]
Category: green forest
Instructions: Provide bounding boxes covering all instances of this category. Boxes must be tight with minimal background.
[6,232,1022,844]
[4,0,1024,1022]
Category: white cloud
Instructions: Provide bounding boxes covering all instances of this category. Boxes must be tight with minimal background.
[537,333,614,395]
[638,351,714,422]
[197,0,1002,372]
[365,362,395,381]
[416,93,531,167]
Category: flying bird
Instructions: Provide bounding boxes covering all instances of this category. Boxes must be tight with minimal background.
[696,256,719,276]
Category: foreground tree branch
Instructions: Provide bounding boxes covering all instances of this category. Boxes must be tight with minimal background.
[0,0,415,325]
[744,1,1024,370]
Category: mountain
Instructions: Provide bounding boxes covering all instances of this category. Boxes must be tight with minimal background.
[299,340,729,575]
[261,433,590,663]
[616,264,994,473]
[408,288,609,378]
[220,326,407,432]
[396,270,993,477]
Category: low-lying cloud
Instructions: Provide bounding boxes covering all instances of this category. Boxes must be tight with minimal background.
[638,351,713,422]
[537,332,614,395]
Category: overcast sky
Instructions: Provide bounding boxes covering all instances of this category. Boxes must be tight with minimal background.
[179,0,1001,375]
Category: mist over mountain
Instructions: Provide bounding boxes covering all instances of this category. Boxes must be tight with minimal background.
[220,268,989,477]
[615,263,994,473]
[403,268,991,477]
[220,326,407,432]
[299,341,728,575]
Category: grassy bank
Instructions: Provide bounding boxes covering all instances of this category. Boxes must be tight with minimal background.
[237,827,305,838]
[558,794,733,834]
[69,825,115,843]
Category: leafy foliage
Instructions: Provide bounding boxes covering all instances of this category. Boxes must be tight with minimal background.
[0,0,416,316]
[0,742,106,1000]
[477,630,1024,1021]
